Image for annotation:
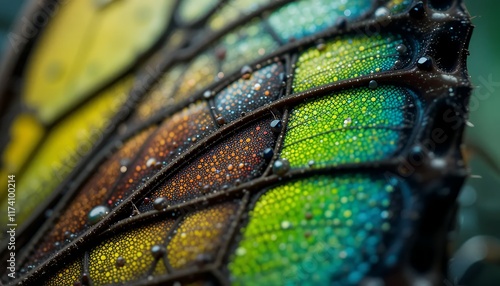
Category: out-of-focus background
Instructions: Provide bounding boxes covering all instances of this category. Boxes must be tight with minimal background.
[0,0,499,284]
[452,0,500,284]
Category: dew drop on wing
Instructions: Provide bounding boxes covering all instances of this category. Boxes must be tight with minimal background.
[87,205,110,225]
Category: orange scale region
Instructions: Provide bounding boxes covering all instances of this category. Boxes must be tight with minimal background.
[29,128,155,264]
[111,102,216,202]
[167,202,240,269]
[140,119,275,211]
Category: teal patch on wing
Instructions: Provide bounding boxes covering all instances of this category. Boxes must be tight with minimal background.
[268,0,373,42]
[218,21,280,74]
[280,86,417,168]
[229,175,401,285]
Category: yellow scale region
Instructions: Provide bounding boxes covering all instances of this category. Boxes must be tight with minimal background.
[44,259,82,286]
[0,114,44,194]
[89,220,174,284]
[0,77,131,227]
[168,203,239,269]
[23,0,173,124]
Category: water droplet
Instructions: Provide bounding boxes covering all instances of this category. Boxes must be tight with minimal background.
[270,119,282,133]
[305,212,313,220]
[316,42,326,51]
[202,185,211,194]
[115,256,126,267]
[374,7,390,18]
[459,185,477,206]
[240,65,253,79]
[146,157,157,168]
[119,165,127,173]
[216,116,226,125]
[203,90,212,99]
[150,245,166,259]
[409,2,425,19]
[153,197,168,211]
[417,56,433,70]
[262,148,274,160]
[64,231,73,239]
[430,158,446,169]
[410,145,425,158]
[396,44,408,54]
[236,247,247,256]
[343,117,352,127]
[368,80,378,89]
[273,159,290,176]
[87,205,110,225]
[253,83,261,91]
[81,273,90,284]
[195,253,212,264]
[308,160,315,167]
[215,46,226,60]
[280,220,292,229]
[335,17,347,29]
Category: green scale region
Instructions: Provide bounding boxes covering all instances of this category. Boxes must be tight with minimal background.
[268,0,373,42]
[281,86,416,168]
[229,175,400,285]
[293,33,404,92]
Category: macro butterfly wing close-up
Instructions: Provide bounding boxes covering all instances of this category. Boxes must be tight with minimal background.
[0,0,486,285]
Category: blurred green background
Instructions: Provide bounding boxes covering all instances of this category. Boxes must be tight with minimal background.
[0,0,499,284]
[461,0,500,243]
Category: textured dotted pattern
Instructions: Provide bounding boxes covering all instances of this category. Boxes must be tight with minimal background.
[218,21,280,74]
[293,34,403,92]
[88,220,175,285]
[214,63,284,123]
[139,119,275,211]
[268,0,372,42]
[43,258,82,286]
[281,86,416,168]
[112,102,216,202]
[133,65,185,122]
[167,202,239,269]
[229,175,399,285]
[176,52,218,100]
[28,128,155,265]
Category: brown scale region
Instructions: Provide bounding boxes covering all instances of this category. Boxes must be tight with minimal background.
[110,102,216,203]
[139,118,275,211]
[27,128,154,266]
